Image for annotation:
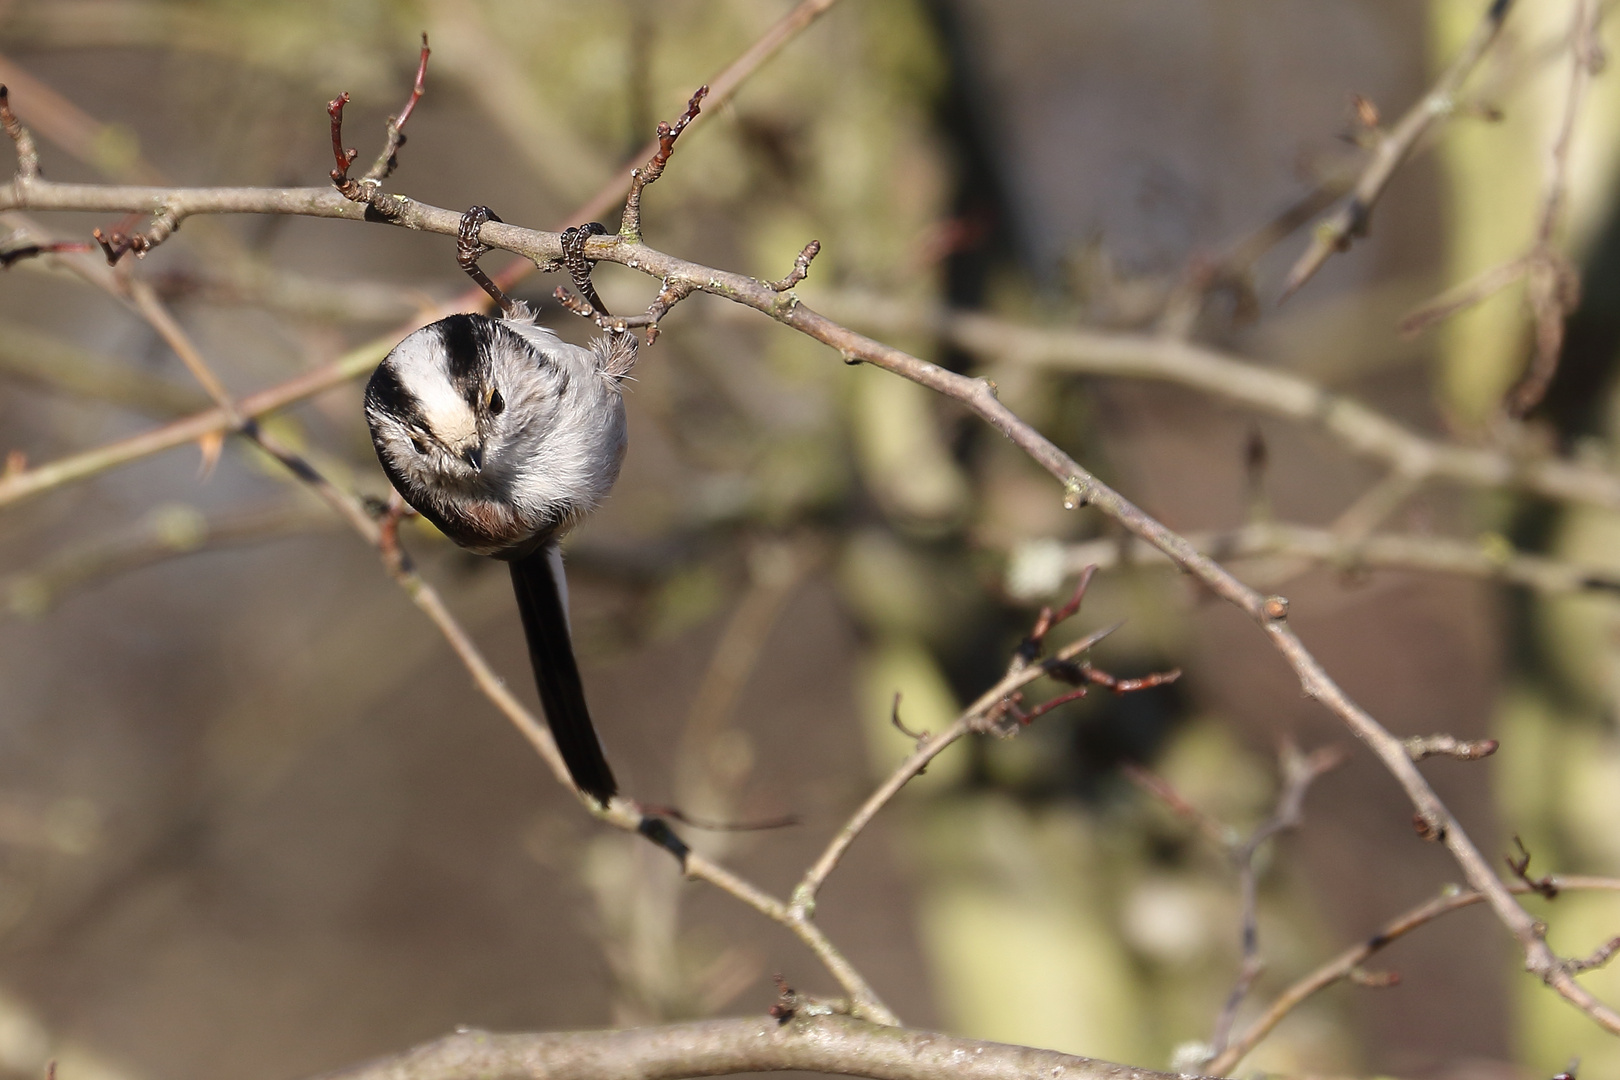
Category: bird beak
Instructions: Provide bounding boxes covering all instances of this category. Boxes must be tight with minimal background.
[462,445,483,472]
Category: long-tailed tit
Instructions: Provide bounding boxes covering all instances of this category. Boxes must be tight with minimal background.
[364,207,634,804]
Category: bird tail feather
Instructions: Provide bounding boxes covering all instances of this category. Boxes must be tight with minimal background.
[509,545,618,803]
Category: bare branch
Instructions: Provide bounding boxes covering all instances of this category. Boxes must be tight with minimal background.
[361,33,431,185]
[1206,744,1346,1061]
[328,36,433,205]
[813,292,1620,515]
[1121,764,1235,850]
[1209,875,1620,1075]
[1568,936,1620,975]
[569,0,846,233]
[0,237,91,266]
[1508,835,1561,900]
[791,603,1123,918]
[618,85,708,245]
[1130,744,1346,1066]
[768,240,822,291]
[1399,253,1532,337]
[326,92,361,198]
[314,1014,1186,1080]
[3,502,332,618]
[1404,733,1500,761]
[1398,1,1605,416]
[888,693,928,745]
[1006,521,1620,601]
[91,206,179,263]
[1281,0,1516,298]
[0,83,40,181]
[1507,0,1604,416]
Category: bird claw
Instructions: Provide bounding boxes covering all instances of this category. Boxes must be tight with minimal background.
[561,221,610,316]
[457,205,502,269]
[456,205,518,316]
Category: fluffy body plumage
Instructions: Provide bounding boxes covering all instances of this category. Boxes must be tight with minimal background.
[365,309,635,802]
[366,310,633,559]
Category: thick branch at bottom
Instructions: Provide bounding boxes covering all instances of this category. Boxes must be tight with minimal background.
[317,1015,1185,1080]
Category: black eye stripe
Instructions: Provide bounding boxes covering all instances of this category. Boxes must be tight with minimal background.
[364,363,426,431]
[438,314,491,378]
[437,313,503,410]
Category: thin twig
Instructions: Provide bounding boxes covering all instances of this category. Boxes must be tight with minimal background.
[0,83,41,180]
[618,86,707,245]
[1281,0,1516,298]
[1567,936,1620,975]
[3,501,333,618]
[767,240,822,291]
[1206,744,1348,1062]
[1508,835,1562,900]
[673,540,812,850]
[1404,733,1500,761]
[1399,253,1533,337]
[791,612,1123,917]
[1121,764,1234,850]
[1006,520,1620,601]
[1400,0,1605,416]
[571,0,845,229]
[1208,875,1620,1075]
[1507,0,1604,416]
[361,34,431,186]
[889,693,928,744]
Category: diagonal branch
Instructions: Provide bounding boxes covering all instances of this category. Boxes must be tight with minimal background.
[1209,875,1620,1075]
[1281,0,1517,298]
[792,599,1137,919]
[810,292,1620,514]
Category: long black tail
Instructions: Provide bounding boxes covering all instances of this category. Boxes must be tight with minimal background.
[508,545,618,803]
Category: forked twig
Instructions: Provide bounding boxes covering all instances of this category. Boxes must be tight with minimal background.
[329,34,432,202]
[1208,875,1620,1075]
[1128,743,1347,1065]
[792,571,1170,917]
[1400,0,1605,417]
[1281,0,1516,299]
[363,33,431,186]
[619,85,707,245]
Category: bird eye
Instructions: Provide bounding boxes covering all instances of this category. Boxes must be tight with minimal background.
[488,388,505,415]
[409,434,428,455]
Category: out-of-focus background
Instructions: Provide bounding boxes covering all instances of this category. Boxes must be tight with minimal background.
[2,2,1620,1077]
